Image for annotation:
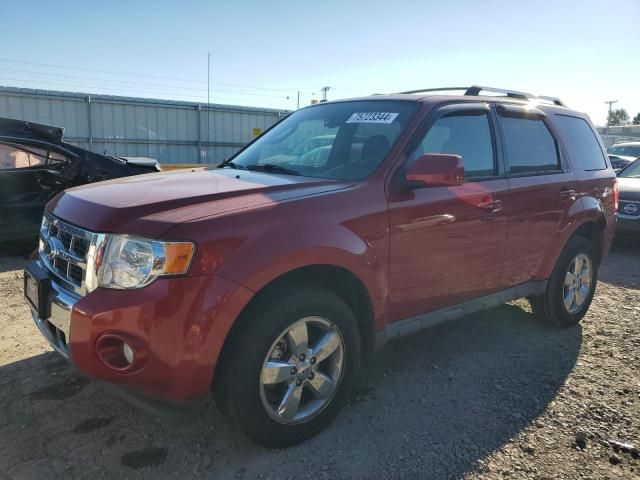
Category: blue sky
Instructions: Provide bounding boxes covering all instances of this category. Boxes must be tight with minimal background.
[1,0,638,125]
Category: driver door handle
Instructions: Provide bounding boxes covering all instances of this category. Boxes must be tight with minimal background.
[477,199,503,213]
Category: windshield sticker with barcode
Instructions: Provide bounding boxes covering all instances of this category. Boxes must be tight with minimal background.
[345,112,399,124]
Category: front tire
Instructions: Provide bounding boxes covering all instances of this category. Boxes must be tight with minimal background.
[216,286,360,448]
[529,236,598,327]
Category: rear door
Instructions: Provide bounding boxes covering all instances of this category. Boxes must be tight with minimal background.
[496,105,579,285]
[387,103,509,320]
[0,143,72,248]
[552,114,613,215]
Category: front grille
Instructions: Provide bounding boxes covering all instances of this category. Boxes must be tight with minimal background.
[40,213,98,295]
[619,200,640,217]
[43,319,69,357]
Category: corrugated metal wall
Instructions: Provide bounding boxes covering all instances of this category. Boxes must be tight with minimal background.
[0,86,289,165]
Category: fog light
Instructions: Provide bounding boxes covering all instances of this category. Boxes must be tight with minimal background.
[123,343,134,365]
[95,332,147,373]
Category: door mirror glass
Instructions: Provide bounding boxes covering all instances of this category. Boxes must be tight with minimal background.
[405,154,464,187]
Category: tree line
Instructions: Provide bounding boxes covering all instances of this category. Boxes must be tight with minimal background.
[608,109,640,126]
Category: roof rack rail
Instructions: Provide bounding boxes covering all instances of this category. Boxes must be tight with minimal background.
[397,85,565,107]
[399,87,470,95]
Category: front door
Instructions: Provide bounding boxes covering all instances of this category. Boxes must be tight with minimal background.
[387,105,509,321]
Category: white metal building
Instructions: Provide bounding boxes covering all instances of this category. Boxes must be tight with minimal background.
[0,86,289,165]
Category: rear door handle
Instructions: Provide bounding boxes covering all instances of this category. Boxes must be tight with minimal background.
[477,199,503,213]
[559,188,576,200]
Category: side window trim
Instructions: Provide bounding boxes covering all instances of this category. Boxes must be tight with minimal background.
[494,108,565,178]
[403,102,503,182]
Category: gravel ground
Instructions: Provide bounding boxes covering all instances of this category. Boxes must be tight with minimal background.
[0,240,638,479]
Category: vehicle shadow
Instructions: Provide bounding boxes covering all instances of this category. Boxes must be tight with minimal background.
[599,238,640,289]
[0,256,28,274]
[0,303,580,479]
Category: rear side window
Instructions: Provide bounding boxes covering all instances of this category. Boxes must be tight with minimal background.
[0,143,66,170]
[554,115,607,171]
[410,112,495,179]
[500,116,560,175]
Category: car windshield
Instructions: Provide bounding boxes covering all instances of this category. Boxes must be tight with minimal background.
[608,145,640,157]
[219,100,418,181]
[618,159,640,178]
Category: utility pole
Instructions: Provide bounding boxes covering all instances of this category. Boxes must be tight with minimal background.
[320,86,331,102]
[207,52,211,164]
[605,99,618,135]
[297,91,300,110]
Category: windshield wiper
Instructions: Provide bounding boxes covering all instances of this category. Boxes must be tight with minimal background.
[245,163,301,176]
[218,161,247,170]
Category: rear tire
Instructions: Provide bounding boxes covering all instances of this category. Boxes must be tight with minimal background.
[216,286,360,448]
[529,236,598,328]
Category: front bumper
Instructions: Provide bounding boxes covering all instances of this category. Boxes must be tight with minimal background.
[29,272,78,359]
[616,213,640,236]
[24,261,254,404]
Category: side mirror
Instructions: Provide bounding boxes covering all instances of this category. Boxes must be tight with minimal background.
[405,154,464,188]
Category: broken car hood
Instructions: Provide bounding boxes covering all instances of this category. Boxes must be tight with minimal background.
[48,168,354,238]
[0,117,64,144]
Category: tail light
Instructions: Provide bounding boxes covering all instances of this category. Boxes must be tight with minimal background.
[613,179,619,212]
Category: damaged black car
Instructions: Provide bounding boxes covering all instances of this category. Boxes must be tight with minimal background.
[0,117,160,255]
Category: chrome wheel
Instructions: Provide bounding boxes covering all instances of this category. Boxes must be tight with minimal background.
[563,253,593,314]
[259,316,345,425]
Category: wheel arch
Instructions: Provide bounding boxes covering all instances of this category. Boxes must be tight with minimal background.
[211,263,378,391]
[570,216,607,265]
[538,207,608,280]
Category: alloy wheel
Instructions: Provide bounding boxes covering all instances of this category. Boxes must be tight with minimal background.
[259,316,345,425]
[563,253,593,314]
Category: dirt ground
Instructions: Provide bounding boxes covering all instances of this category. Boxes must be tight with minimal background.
[0,240,639,480]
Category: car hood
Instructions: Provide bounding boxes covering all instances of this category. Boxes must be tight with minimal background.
[609,154,636,162]
[48,168,354,238]
[618,177,640,201]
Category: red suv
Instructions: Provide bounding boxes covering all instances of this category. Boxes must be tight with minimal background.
[24,86,617,447]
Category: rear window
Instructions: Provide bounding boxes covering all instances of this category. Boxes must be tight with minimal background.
[554,115,607,171]
[500,116,560,175]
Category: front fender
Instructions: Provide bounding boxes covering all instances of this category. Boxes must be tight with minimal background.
[218,219,389,330]
[164,179,390,337]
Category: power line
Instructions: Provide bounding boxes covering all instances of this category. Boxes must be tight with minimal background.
[0,58,305,93]
[0,67,291,98]
[0,74,290,100]
[0,58,367,96]
[0,77,289,107]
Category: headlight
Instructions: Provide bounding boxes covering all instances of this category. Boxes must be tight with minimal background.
[97,235,194,290]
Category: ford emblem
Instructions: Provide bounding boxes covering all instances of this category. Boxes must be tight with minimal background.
[44,237,64,261]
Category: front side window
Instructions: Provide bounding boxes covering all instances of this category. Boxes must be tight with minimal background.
[500,116,560,175]
[0,143,66,171]
[223,101,418,181]
[554,115,606,171]
[408,111,495,179]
